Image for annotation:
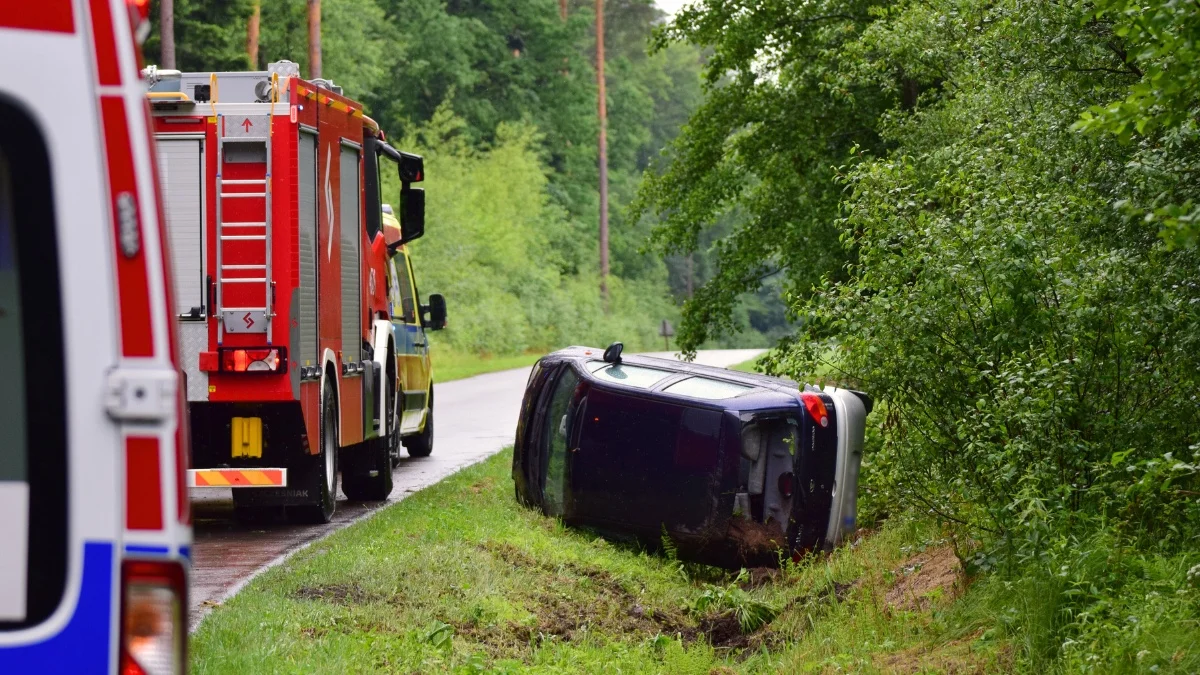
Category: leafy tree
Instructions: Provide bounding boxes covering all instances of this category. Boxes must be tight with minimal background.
[146,0,255,70]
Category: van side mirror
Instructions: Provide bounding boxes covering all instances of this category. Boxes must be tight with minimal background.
[399,187,424,244]
[422,293,446,331]
[398,151,424,183]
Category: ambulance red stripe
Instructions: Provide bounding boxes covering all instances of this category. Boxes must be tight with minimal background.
[86,0,121,85]
[99,96,155,357]
[126,437,164,530]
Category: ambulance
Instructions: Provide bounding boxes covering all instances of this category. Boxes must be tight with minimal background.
[0,0,190,673]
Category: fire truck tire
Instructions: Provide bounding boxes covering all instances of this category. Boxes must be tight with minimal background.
[342,436,393,501]
[288,383,339,524]
[403,389,434,458]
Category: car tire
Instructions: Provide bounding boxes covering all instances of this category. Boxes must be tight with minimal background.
[403,387,434,458]
[288,381,338,524]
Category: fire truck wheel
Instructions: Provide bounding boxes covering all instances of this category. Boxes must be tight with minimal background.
[288,383,339,524]
[342,435,394,501]
[403,391,434,458]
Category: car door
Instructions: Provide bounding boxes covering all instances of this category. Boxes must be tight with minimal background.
[387,248,429,433]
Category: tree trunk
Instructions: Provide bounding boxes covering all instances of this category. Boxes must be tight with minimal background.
[596,0,609,305]
[307,0,322,79]
[246,1,261,69]
[560,0,568,21]
[160,0,176,69]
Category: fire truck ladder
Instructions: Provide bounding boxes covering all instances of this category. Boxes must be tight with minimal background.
[214,106,274,345]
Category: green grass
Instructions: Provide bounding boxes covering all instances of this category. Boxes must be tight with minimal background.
[727,355,765,373]
[433,348,545,383]
[191,450,1015,674]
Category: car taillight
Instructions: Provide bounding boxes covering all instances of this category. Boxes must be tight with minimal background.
[126,0,151,45]
[220,348,285,373]
[801,392,830,428]
[778,471,795,498]
[120,560,186,675]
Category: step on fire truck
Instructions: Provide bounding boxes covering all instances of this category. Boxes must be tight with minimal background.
[145,61,445,523]
[0,0,189,672]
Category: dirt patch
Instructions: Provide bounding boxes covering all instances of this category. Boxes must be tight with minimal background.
[293,583,382,606]
[469,477,495,494]
[727,519,786,560]
[884,545,964,612]
[470,540,775,658]
[873,630,1010,674]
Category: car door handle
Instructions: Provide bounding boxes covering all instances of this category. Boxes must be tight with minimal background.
[414,340,426,348]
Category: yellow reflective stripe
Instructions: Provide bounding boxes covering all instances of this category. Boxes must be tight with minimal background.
[198,471,231,486]
[241,471,275,486]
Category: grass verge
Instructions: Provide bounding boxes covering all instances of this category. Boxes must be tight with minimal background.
[191,450,1016,674]
[727,355,765,373]
[433,349,544,383]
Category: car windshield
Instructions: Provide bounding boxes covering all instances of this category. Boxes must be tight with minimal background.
[587,361,672,389]
[663,376,754,400]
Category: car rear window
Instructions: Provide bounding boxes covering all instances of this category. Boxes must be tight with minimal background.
[663,376,754,400]
[587,361,672,389]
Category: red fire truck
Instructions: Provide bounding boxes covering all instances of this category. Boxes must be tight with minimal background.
[145,61,445,523]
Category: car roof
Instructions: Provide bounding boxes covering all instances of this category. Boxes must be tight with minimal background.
[543,346,809,411]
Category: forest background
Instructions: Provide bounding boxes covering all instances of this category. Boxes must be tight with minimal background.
[143,0,789,356]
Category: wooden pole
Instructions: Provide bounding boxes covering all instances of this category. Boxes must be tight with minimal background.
[307,0,322,79]
[160,0,176,69]
[596,0,609,304]
[246,1,261,68]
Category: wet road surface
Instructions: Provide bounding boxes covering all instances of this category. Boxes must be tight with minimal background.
[189,348,764,629]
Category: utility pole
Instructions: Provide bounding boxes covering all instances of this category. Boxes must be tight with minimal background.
[596,0,609,304]
[246,1,261,68]
[307,0,322,79]
[160,0,175,69]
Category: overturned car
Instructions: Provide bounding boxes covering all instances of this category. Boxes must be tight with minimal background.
[512,344,873,569]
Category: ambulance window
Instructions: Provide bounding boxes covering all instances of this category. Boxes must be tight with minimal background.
[390,251,417,323]
[0,99,67,631]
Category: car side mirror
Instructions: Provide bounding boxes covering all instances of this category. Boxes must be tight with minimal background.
[398,187,425,245]
[422,293,446,331]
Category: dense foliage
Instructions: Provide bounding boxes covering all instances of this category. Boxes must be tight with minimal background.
[642,0,1200,669]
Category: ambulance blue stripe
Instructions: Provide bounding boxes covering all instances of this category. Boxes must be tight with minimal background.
[0,541,114,672]
[124,544,170,556]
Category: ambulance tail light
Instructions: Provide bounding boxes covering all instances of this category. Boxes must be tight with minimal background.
[119,560,186,675]
[219,347,287,373]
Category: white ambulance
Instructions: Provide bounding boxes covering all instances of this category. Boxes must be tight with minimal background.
[0,1,190,673]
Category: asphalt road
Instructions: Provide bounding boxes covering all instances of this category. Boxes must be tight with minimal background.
[188,348,764,629]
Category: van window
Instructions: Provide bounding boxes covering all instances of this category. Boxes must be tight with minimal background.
[664,376,753,400]
[587,361,672,389]
[0,98,67,630]
[541,367,580,517]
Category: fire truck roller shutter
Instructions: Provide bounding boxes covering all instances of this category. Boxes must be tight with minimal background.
[339,143,360,362]
[155,136,209,403]
[298,130,318,368]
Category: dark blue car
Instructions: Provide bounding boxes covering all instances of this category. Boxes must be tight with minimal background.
[512,345,872,568]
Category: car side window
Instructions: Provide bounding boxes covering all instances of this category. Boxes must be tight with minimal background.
[388,252,417,324]
[541,367,580,517]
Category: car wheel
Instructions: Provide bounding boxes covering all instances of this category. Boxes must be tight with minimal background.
[403,387,434,458]
[288,381,338,524]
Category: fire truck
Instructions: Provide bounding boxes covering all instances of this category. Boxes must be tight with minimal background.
[0,0,189,672]
[145,61,445,523]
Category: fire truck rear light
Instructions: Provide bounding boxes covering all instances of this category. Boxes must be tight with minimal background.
[120,561,185,675]
[220,348,285,373]
[801,392,830,428]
